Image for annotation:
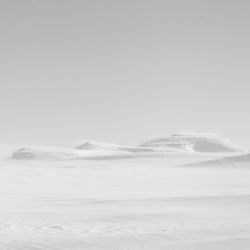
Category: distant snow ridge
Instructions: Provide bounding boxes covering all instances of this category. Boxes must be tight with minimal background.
[75,140,155,153]
[11,134,247,161]
[11,141,156,161]
[140,133,246,153]
[11,147,86,161]
[75,140,120,150]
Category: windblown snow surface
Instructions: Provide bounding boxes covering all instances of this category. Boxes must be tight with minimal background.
[1,134,250,250]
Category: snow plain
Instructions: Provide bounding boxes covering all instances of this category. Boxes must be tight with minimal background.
[1,135,250,250]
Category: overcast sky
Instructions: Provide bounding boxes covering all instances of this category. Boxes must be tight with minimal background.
[0,0,250,147]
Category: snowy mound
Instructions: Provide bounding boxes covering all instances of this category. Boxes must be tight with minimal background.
[140,133,246,153]
[11,147,87,161]
[75,140,125,151]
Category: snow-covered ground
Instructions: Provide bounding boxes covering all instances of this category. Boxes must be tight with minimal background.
[1,135,250,249]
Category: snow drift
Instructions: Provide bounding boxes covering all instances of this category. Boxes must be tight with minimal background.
[11,141,157,161]
[140,133,246,153]
[190,152,250,166]
[11,147,87,161]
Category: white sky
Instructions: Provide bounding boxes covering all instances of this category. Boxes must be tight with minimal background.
[0,0,250,147]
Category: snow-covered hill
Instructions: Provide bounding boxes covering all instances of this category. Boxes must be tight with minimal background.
[140,133,246,153]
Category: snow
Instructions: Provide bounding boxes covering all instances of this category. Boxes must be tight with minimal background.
[11,146,88,161]
[10,145,169,161]
[11,142,158,161]
[140,133,247,153]
[75,140,158,152]
[11,133,246,161]
[1,135,250,249]
[191,152,250,166]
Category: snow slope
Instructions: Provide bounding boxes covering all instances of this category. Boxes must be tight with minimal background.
[190,152,250,167]
[2,136,250,250]
[1,154,250,250]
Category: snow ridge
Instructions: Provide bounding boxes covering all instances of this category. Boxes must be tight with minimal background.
[140,133,246,153]
[10,133,247,161]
